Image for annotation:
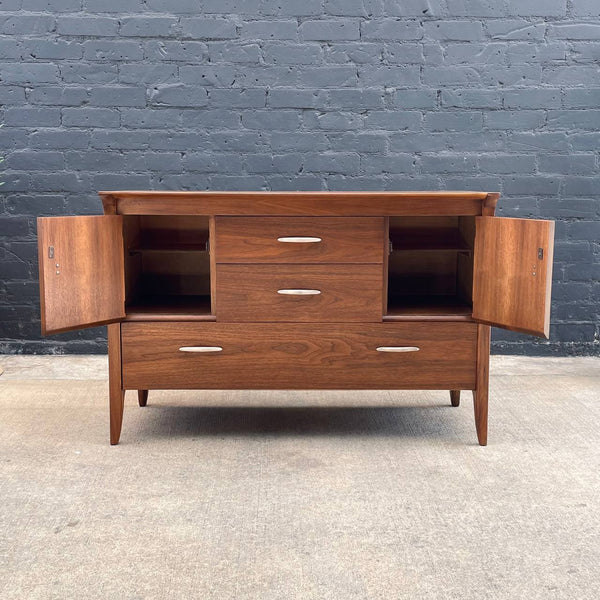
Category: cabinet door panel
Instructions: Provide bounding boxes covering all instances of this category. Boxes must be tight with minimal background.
[38,216,125,334]
[472,217,554,338]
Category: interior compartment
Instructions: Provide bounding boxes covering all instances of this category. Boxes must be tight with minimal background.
[122,215,213,318]
[386,216,475,318]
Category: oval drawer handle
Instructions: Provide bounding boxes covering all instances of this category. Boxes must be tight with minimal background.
[376,346,420,353]
[277,236,322,243]
[179,346,223,353]
[277,289,321,295]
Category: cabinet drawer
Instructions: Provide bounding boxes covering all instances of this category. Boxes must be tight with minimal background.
[215,264,382,322]
[121,322,477,390]
[214,217,384,263]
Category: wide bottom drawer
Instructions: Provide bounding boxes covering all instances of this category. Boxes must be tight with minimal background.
[122,322,477,390]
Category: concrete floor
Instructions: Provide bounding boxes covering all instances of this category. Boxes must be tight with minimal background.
[0,355,599,600]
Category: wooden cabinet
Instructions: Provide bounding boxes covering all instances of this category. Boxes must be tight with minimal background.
[37,191,555,445]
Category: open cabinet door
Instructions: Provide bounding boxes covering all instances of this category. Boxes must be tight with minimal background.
[38,216,126,335]
[472,217,554,338]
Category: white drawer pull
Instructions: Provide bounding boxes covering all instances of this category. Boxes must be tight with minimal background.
[277,289,321,295]
[277,236,322,243]
[376,346,420,353]
[179,346,223,353]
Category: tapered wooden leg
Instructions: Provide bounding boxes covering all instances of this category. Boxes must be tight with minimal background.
[108,323,125,445]
[473,325,491,446]
[138,390,148,407]
[450,390,460,407]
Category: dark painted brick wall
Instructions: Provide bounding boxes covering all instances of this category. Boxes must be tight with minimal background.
[1,1,599,355]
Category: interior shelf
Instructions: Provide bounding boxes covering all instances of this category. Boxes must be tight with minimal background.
[389,230,471,252]
[125,295,214,321]
[129,241,208,254]
[385,295,473,321]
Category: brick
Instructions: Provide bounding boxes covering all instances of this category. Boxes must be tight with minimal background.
[120,108,182,128]
[90,87,146,107]
[446,0,506,16]
[358,65,419,85]
[564,89,600,108]
[507,0,566,16]
[424,111,483,132]
[268,89,326,108]
[544,66,600,85]
[261,0,323,15]
[548,23,600,40]
[86,0,144,9]
[184,152,243,173]
[29,129,90,149]
[564,178,600,196]
[22,0,81,10]
[0,86,25,104]
[4,107,61,127]
[0,63,58,84]
[148,85,208,107]
[303,111,363,130]
[299,20,360,41]
[569,221,600,241]
[242,110,301,130]
[299,66,358,87]
[394,89,437,108]
[572,0,600,16]
[84,40,143,61]
[364,110,420,130]
[181,18,238,40]
[59,63,118,84]
[327,89,384,109]
[420,155,478,173]
[119,17,177,37]
[442,43,506,64]
[209,42,261,63]
[547,110,600,130]
[263,42,322,65]
[385,42,423,63]
[0,15,55,34]
[487,20,546,41]
[424,20,484,41]
[504,89,561,109]
[119,64,177,84]
[28,86,87,106]
[304,152,360,173]
[209,88,266,108]
[242,20,297,40]
[504,177,561,195]
[361,153,413,174]
[62,108,120,128]
[361,19,422,40]
[23,40,82,60]
[384,0,446,16]
[423,66,480,85]
[478,155,536,174]
[57,17,118,36]
[145,41,208,62]
[442,89,502,108]
[179,65,236,86]
[326,42,384,63]
[484,110,545,130]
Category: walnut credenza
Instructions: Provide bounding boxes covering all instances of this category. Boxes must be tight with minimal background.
[37,191,554,445]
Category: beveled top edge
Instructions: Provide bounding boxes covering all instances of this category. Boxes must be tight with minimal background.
[99,190,492,200]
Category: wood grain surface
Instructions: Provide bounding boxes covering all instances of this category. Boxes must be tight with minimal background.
[215,264,383,322]
[214,217,384,263]
[38,216,126,335]
[121,321,478,390]
[100,191,488,217]
[472,216,554,338]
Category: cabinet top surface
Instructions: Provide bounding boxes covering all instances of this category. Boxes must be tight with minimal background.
[100,190,490,200]
[99,190,497,216]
